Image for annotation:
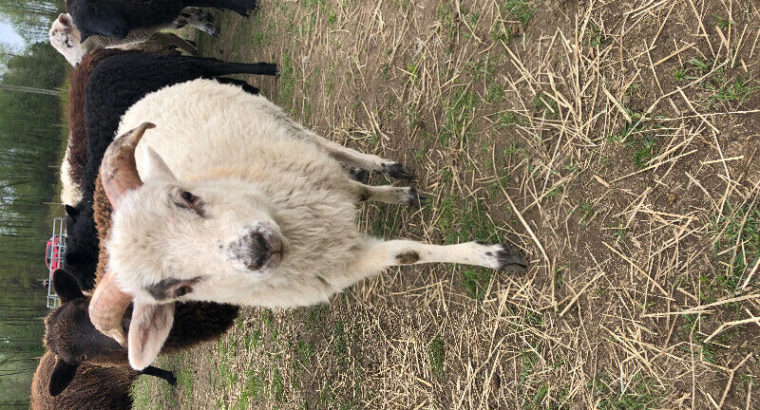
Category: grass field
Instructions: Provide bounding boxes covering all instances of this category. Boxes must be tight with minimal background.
[132,0,760,408]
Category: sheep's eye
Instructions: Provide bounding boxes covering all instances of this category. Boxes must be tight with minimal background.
[77,354,86,362]
[175,286,192,297]
[172,189,205,217]
[181,190,197,204]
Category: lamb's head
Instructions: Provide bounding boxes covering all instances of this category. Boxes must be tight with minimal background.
[44,269,129,396]
[49,14,85,66]
[89,122,285,370]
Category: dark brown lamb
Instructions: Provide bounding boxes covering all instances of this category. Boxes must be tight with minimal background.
[31,351,137,410]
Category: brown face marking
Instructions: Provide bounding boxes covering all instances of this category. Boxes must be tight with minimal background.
[396,251,420,265]
[146,277,201,300]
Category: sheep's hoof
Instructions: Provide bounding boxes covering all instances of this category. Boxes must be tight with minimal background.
[207,25,220,37]
[404,187,426,208]
[493,244,527,272]
[382,162,413,180]
[167,373,177,386]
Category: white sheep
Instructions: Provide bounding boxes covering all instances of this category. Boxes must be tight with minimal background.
[89,79,527,370]
[49,13,203,66]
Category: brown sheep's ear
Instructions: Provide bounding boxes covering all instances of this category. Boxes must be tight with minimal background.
[49,357,79,396]
[128,301,175,371]
[52,269,84,302]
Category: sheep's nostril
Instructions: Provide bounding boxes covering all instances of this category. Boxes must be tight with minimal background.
[247,233,270,270]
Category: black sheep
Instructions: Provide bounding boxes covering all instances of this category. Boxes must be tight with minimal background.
[65,0,257,40]
[62,50,276,289]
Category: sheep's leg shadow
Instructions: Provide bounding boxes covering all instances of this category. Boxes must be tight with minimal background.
[340,240,527,287]
[141,366,177,386]
[349,180,425,208]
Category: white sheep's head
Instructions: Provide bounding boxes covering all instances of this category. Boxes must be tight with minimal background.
[89,123,285,370]
[49,14,86,67]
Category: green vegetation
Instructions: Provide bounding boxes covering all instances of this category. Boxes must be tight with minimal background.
[712,204,760,290]
[427,337,445,377]
[588,372,661,409]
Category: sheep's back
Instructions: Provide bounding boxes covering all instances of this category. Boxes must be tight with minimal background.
[67,48,125,187]
[67,0,186,33]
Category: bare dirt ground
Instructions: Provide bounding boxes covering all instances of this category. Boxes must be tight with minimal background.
[132,0,760,408]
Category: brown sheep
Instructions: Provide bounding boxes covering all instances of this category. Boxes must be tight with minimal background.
[31,351,137,409]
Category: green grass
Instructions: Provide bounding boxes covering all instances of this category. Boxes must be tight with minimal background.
[278,52,296,107]
[712,13,732,30]
[131,356,177,408]
[712,204,760,290]
[497,111,523,128]
[587,21,608,47]
[440,88,480,146]
[427,337,445,377]
[632,135,658,168]
[504,0,534,24]
[578,201,595,225]
[177,365,194,402]
[588,372,661,409]
[461,267,493,300]
[708,78,758,107]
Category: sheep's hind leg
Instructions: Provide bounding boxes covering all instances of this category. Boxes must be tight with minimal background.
[350,180,426,208]
[266,108,413,179]
[321,139,413,180]
[336,239,527,288]
[141,366,177,385]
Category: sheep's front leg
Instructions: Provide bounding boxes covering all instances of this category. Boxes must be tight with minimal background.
[349,180,426,207]
[141,366,176,385]
[339,239,527,287]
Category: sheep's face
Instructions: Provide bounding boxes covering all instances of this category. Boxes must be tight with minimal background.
[49,14,85,66]
[45,270,128,396]
[108,172,286,306]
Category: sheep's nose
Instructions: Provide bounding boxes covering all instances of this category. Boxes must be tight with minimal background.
[246,232,271,271]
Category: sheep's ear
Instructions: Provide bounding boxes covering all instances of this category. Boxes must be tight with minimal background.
[57,13,70,26]
[128,301,175,371]
[52,269,84,302]
[64,205,79,221]
[49,357,78,396]
[141,147,177,183]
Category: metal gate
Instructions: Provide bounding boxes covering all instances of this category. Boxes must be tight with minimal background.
[46,217,66,309]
